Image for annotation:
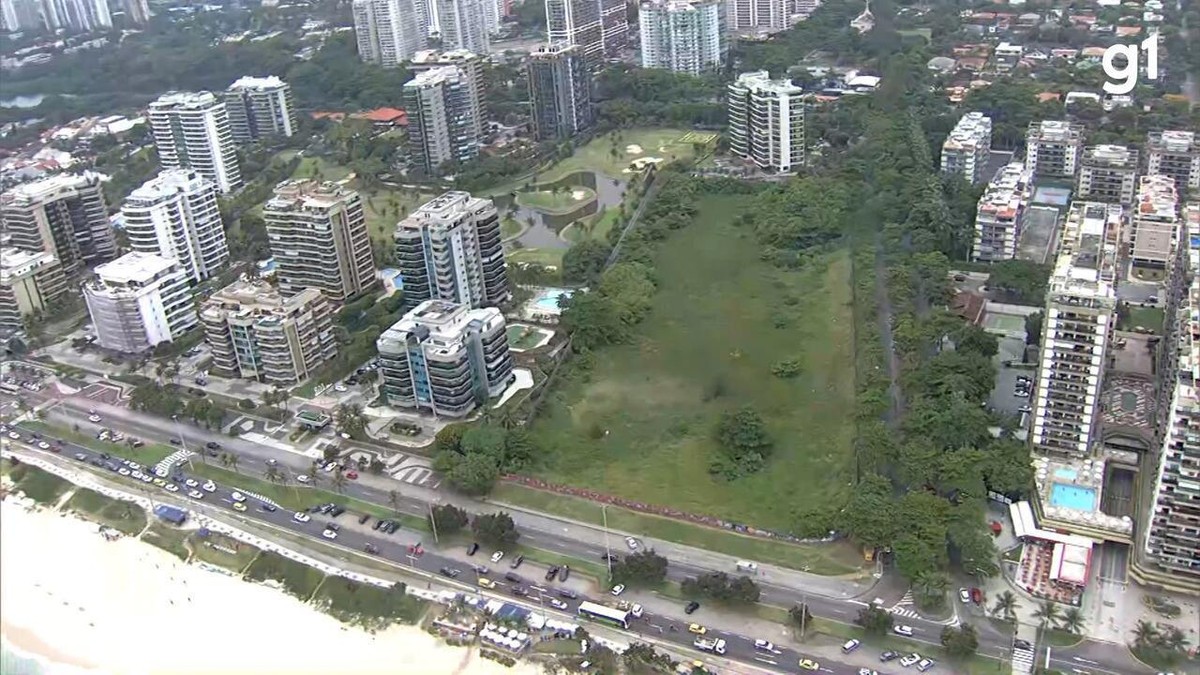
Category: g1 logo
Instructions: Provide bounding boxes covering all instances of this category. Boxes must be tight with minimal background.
[1102,34,1159,95]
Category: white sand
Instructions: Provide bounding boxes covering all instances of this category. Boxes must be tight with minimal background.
[570,189,588,200]
[625,144,643,154]
[0,500,544,675]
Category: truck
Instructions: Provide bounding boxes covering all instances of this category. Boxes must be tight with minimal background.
[693,637,726,655]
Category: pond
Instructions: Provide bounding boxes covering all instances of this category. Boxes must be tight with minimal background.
[493,171,627,250]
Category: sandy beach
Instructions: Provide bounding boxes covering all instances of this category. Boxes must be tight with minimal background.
[0,499,545,675]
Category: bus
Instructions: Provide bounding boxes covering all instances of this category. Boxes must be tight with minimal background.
[577,601,631,629]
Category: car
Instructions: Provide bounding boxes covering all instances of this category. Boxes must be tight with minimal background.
[128,462,141,471]
[1018,405,1033,413]
[625,536,639,550]
[364,543,379,554]
[334,384,347,392]
[322,461,338,472]
[558,588,578,599]
[231,492,246,502]
[345,470,358,479]
[118,468,131,476]
[1013,639,1032,651]
[798,659,820,671]
[39,441,51,450]
[970,587,983,604]
[320,503,335,514]
[407,543,424,556]
[164,483,179,492]
[322,529,337,539]
[188,490,204,499]
[559,565,570,582]
[859,670,880,675]
[152,478,166,487]
[467,542,479,556]
[545,565,560,581]
[439,567,461,578]
[182,478,197,488]
[232,502,247,512]
[140,474,152,483]
[154,467,169,479]
[7,432,19,440]
[611,584,625,596]
[601,552,619,563]
[293,512,311,523]
[384,521,400,534]
[510,554,524,569]
[329,506,345,517]
[959,588,971,604]
[549,598,569,610]
[685,601,700,614]
[754,639,775,651]
[630,604,644,618]
[880,651,900,662]
[296,474,310,484]
[843,639,861,653]
[512,586,529,597]
[687,624,706,635]
[953,274,967,282]
[899,654,921,668]
[478,578,497,589]
[260,503,277,512]
[88,414,102,422]
[202,481,217,492]
[130,439,144,448]
[474,565,491,575]
[357,513,370,524]
[74,452,87,460]
[504,572,522,583]
[372,519,385,531]
[893,625,914,637]
[169,438,181,445]
[491,551,505,563]
[205,441,220,450]
[917,658,936,672]
[111,432,124,442]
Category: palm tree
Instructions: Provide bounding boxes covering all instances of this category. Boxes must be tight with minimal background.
[1033,600,1061,631]
[227,454,240,474]
[1131,620,1159,649]
[913,571,947,605]
[330,471,347,494]
[1162,626,1189,652]
[264,465,281,483]
[219,453,232,470]
[993,591,1019,622]
[388,489,401,514]
[1058,607,1085,634]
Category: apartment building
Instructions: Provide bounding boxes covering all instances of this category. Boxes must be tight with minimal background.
[403,66,483,175]
[726,0,789,31]
[1026,120,1085,180]
[437,0,490,54]
[352,0,426,67]
[6,0,111,32]
[545,0,609,70]
[263,180,377,302]
[528,43,594,141]
[223,76,298,144]
[200,278,337,386]
[599,0,629,58]
[1030,201,1121,457]
[1146,130,1200,195]
[147,91,243,194]
[727,71,805,173]
[394,191,510,309]
[410,50,486,141]
[377,299,514,417]
[0,248,67,336]
[83,252,197,353]
[121,169,229,283]
[1130,175,1180,275]
[0,172,116,279]
[940,112,992,185]
[1077,144,1139,205]
[970,163,1032,262]
[121,0,149,24]
[639,0,727,76]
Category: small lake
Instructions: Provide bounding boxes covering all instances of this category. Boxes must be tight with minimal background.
[494,171,627,250]
[0,94,46,109]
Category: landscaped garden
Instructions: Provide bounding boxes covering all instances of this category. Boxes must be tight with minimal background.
[515,186,596,214]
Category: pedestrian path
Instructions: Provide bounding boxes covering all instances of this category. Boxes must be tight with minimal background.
[154,449,195,476]
[890,591,922,620]
[1011,643,1035,674]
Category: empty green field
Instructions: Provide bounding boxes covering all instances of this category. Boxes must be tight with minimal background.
[189,531,260,573]
[245,551,326,601]
[528,195,858,533]
[515,187,596,214]
[141,522,191,561]
[9,464,73,504]
[64,488,148,535]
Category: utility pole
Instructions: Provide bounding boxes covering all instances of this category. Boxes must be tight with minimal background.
[428,500,440,544]
[800,593,808,639]
[602,504,613,580]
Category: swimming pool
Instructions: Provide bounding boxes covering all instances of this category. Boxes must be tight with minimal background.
[1054,467,1079,481]
[1049,483,1097,511]
[532,288,573,312]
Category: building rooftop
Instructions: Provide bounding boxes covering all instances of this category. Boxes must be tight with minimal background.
[977,163,1030,219]
[1134,174,1179,221]
[1148,130,1196,153]
[201,278,323,323]
[395,192,489,233]
[379,299,504,357]
[0,248,57,284]
[1052,201,1121,298]
[91,252,177,287]
[732,70,804,95]
[266,180,357,211]
[125,169,211,204]
[227,75,288,91]
[944,112,992,149]
[149,91,221,110]
[412,49,481,63]
[1029,120,1082,143]
[1082,144,1138,167]
[1,171,102,205]
[405,65,466,88]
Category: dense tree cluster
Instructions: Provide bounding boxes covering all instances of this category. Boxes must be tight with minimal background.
[680,572,761,605]
[710,406,773,479]
[471,511,520,547]
[429,504,470,535]
[609,550,669,586]
[594,67,725,129]
[432,422,537,495]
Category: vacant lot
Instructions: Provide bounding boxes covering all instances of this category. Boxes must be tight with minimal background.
[65,488,148,535]
[529,196,857,531]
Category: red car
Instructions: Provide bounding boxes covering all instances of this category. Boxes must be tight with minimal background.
[407,544,424,556]
[345,470,358,480]
[970,587,983,604]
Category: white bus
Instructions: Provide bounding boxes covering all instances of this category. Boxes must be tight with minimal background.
[577,601,631,629]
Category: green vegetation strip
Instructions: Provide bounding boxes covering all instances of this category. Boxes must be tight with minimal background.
[141,522,191,561]
[244,550,327,601]
[20,421,175,466]
[8,463,73,504]
[64,487,148,535]
[188,531,260,574]
[313,577,427,629]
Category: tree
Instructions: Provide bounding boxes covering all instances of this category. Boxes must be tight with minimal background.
[788,604,812,633]
[610,550,669,586]
[443,451,500,496]
[562,238,611,284]
[335,403,366,438]
[1131,620,1159,649]
[940,623,979,659]
[1024,311,1043,346]
[986,260,1051,304]
[1033,600,1061,631]
[913,571,948,607]
[559,291,629,351]
[330,471,347,493]
[839,474,900,549]
[680,571,759,604]
[1058,607,1085,634]
[992,591,1018,622]
[710,406,773,479]
[430,503,469,535]
[471,511,519,547]
[855,604,894,635]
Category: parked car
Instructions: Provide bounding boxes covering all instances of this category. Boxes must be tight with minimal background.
[684,601,700,614]
[611,584,625,596]
[504,572,522,583]
[491,551,505,563]
[958,588,971,604]
[625,536,639,550]
[545,565,560,581]
[899,654,921,668]
[879,651,900,662]
[509,554,524,569]
[549,598,569,610]
[558,589,578,600]
[467,542,479,556]
[439,567,460,578]
[558,565,570,582]
[843,639,861,653]
[358,513,370,524]
[917,658,936,672]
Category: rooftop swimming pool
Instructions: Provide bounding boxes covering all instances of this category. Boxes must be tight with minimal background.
[1049,482,1097,512]
[1054,467,1078,481]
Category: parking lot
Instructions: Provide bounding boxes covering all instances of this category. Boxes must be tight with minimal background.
[989,336,1035,419]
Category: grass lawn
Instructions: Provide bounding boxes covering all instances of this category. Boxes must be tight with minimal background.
[189,531,260,573]
[291,155,353,182]
[10,464,73,504]
[141,522,191,561]
[506,325,549,350]
[64,488,148,535]
[360,187,434,247]
[245,550,327,601]
[516,187,596,214]
[314,577,428,628]
[21,421,175,466]
[506,246,566,268]
[527,194,859,535]
[501,217,523,239]
[1121,305,1165,333]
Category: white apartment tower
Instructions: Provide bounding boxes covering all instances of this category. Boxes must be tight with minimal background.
[263,181,377,303]
[1146,130,1200,195]
[394,191,510,309]
[1077,144,1139,205]
[147,92,243,195]
[940,112,992,184]
[971,162,1032,262]
[0,248,67,336]
[1129,175,1180,274]
[0,172,116,279]
[546,0,627,70]
[121,169,229,284]
[639,0,727,76]
[727,71,805,173]
[352,0,427,67]
[403,66,483,175]
[725,0,789,31]
[1026,120,1084,180]
[528,43,594,141]
[411,50,486,126]
[223,76,298,144]
[83,253,197,353]
[437,0,490,54]
[1030,201,1122,457]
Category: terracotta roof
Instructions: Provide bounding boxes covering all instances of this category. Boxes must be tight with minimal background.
[950,291,987,325]
[311,111,346,121]
[351,107,408,124]
[1037,92,1062,102]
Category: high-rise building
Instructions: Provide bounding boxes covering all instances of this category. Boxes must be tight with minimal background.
[727,70,805,173]
[1030,201,1121,457]
[481,0,501,33]
[1144,203,1200,587]
[147,91,244,194]
[200,278,338,386]
[1146,130,1200,196]
[223,76,298,144]
[437,0,490,53]
[83,252,197,353]
[639,0,727,76]
[725,0,788,31]
[1,0,42,31]
[0,172,116,279]
[377,299,515,417]
[545,0,605,70]
[1077,144,1139,205]
[1025,120,1084,180]
[394,191,510,309]
[39,0,111,32]
[352,0,426,67]
[0,248,67,336]
[410,49,485,137]
[403,66,483,175]
[971,162,1032,262]
[121,0,149,24]
[263,180,377,303]
[528,43,594,141]
[598,0,628,57]
[940,112,992,185]
[1129,175,1180,274]
[121,169,229,284]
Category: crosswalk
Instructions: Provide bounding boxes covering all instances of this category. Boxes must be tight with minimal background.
[1011,645,1035,674]
[237,490,281,509]
[154,449,195,476]
[889,590,922,620]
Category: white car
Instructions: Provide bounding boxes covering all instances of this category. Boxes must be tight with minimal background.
[754,640,775,651]
[490,551,504,563]
[118,468,131,476]
[188,490,204,499]
[296,474,310,484]
[7,432,18,440]
[131,470,144,480]
[899,654,921,668]
[322,462,338,472]
[230,491,246,503]
[154,467,168,478]
[322,529,338,539]
[38,441,50,450]
[185,479,198,488]
[165,483,179,492]
[858,669,879,675]
[88,415,102,423]
[625,536,639,550]
[958,588,971,604]
[112,432,124,441]
[334,384,347,392]
[202,481,216,493]
[631,604,644,618]
[139,474,152,483]
[611,584,625,596]
[74,452,88,461]
[293,512,311,523]
[893,625,914,637]
[127,462,141,471]
[916,658,936,672]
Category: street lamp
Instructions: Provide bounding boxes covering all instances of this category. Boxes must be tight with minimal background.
[601,504,613,581]
[170,414,194,470]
